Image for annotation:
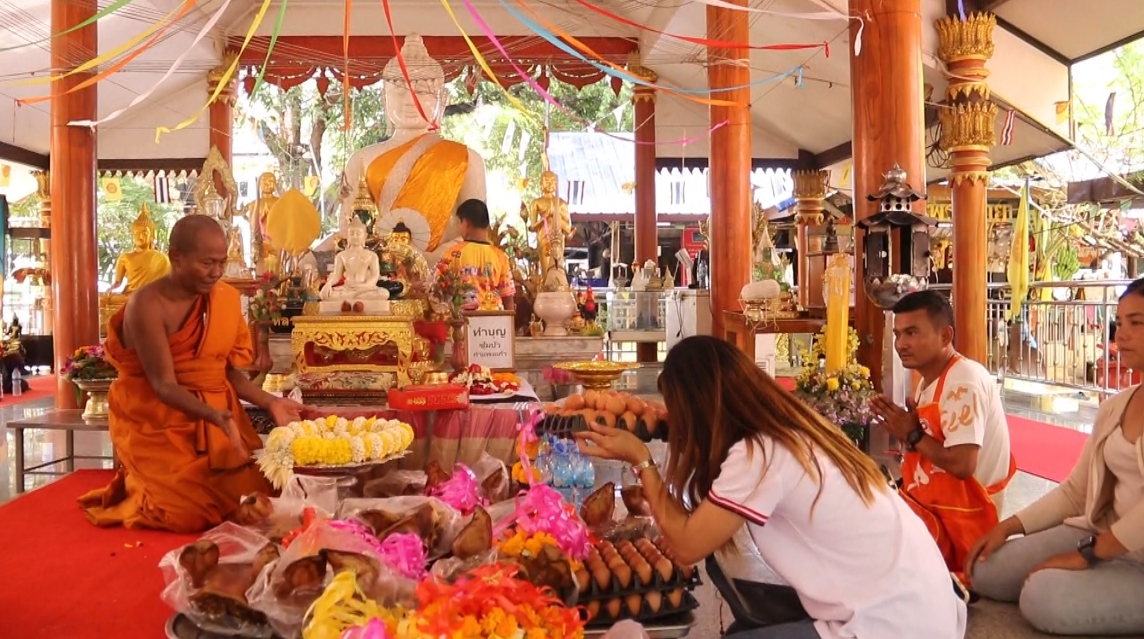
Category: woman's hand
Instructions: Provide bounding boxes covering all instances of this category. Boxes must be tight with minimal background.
[575,421,650,466]
[965,517,1024,576]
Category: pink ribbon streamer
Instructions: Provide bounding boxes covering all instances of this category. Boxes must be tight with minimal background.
[340,618,391,639]
[459,0,564,110]
[327,521,428,581]
[494,484,592,561]
[426,464,488,514]
[516,405,542,488]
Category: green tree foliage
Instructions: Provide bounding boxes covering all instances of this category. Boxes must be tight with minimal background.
[1072,40,1144,168]
[94,176,186,283]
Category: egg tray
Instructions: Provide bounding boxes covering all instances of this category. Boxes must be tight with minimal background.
[576,560,702,603]
[538,413,667,443]
[581,589,700,628]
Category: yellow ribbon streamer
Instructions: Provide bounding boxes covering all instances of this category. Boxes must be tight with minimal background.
[155,0,275,141]
[438,0,535,119]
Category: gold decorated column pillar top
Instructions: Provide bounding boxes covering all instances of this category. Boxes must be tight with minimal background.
[793,169,829,225]
[793,169,830,311]
[206,49,239,105]
[936,11,996,364]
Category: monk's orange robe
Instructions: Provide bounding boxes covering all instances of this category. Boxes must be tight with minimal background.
[79,283,270,533]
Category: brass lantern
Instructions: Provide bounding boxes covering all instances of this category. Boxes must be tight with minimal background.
[856,164,935,309]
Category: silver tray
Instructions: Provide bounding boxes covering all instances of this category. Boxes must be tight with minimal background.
[584,612,697,638]
[169,611,696,639]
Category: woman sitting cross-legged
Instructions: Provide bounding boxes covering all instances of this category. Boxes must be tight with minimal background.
[967,280,1144,636]
[576,335,967,639]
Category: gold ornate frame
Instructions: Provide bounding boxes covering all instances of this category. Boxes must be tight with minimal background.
[193,146,239,222]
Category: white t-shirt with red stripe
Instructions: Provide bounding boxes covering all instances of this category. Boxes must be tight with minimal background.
[708,438,967,639]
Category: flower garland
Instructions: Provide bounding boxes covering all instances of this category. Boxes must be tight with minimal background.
[258,416,415,489]
[399,564,585,639]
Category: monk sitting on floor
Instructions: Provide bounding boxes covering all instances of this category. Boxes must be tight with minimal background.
[79,215,307,533]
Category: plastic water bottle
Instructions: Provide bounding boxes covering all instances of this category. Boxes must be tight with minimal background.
[11,369,22,397]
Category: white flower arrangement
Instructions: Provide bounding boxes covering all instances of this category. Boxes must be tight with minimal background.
[257,415,415,489]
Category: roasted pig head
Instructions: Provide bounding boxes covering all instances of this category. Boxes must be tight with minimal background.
[233,493,275,526]
[356,509,403,538]
[179,540,221,589]
[425,461,451,489]
[275,555,328,599]
[451,506,492,560]
[580,482,616,527]
[515,543,574,593]
[621,485,653,518]
[320,549,381,587]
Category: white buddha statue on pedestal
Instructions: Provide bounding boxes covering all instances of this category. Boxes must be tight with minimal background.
[320,219,390,314]
[338,34,486,265]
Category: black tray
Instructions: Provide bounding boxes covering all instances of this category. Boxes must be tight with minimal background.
[582,589,701,627]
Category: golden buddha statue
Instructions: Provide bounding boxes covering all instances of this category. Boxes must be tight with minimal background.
[337,34,486,265]
[242,171,281,274]
[526,170,574,281]
[105,204,171,303]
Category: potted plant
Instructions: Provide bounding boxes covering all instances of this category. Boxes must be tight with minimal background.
[63,344,118,420]
[793,327,877,451]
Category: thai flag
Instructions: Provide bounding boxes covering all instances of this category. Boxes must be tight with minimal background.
[154,174,170,203]
[999,109,1016,146]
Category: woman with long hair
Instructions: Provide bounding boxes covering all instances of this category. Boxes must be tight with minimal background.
[966,281,1144,635]
[577,336,966,639]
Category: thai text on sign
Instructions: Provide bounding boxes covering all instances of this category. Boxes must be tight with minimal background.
[465,311,516,371]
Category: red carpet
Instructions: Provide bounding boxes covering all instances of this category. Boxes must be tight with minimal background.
[1,374,56,406]
[0,469,195,639]
[1007,415,1089,483]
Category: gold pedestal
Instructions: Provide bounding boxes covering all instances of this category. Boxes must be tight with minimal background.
[73,378,114,421]
[291,314,433,398]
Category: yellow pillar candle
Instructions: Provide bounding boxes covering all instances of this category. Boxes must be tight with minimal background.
[823,253,851,374]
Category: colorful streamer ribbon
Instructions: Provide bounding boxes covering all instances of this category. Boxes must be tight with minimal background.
[7,0,195,92]
[155,0,275,141]
[958,0,967,21]
[379,0,437,129]
[342,0,353,131]
[563,0,830,53]
[68,0,236,128]
[438,0,535,116]
[460,0,569,109]
[0,0,136,53]
[247,0,291,101]
[685,0,864,56]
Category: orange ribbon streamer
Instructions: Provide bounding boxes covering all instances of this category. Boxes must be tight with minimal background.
[379,0,438,130]
[342,0,352,131]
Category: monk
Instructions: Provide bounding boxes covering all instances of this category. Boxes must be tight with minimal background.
[80,215,307,533]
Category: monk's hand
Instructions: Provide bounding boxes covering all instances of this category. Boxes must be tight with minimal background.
[267,397,309,427]
[212,409,249,459]
[870,395,920,441]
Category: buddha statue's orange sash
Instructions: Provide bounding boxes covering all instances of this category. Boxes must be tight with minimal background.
[365,134,469,251]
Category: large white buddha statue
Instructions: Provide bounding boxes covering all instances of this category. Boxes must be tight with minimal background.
[339,34,486,265]
[320,219,390,313]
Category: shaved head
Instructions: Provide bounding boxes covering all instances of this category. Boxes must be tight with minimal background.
[169,215,226,257]
[168,215,228,295]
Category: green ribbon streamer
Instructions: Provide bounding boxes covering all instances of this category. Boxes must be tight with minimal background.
[0,0,137,53]
[247,0,290,100]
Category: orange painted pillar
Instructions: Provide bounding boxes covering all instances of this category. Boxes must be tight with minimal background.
[849,0,925,389]
[706,1,753,340]
[631,65,659,363]
[207,58,236,166]
[50,0,100,408]
[937,13,996,364]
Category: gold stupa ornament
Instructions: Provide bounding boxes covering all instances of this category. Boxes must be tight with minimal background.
[352,174,379,233]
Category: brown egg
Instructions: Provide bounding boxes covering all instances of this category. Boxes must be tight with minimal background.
[630,555,653,586]
[644,591,663,613]
[625,396,647,415]
[574,567,591,591]
[543,402,560,414]
[605,598,622,619]
[596,411,617,429]
[667,589,684,608]
[625,593,643,616]
[585,600,601,620]
[679,563,696,579]
[582,389,599,409]
[581,409,597,427]
[619,411,639,433]
[611,562,633,589]
[605,395,628,416]
[654,557,674,582]
[565,394,586,410]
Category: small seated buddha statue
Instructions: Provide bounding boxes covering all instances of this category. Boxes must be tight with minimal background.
[104,204,171,305]
[319,219,389,313]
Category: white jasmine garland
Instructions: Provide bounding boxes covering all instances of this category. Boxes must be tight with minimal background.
[256,416,415,489]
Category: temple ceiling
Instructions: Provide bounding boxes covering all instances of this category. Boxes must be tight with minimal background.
[0,0,1138,174]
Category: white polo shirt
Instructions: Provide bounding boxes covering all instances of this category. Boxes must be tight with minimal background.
[913,356,1012,510]
[708,438,967,639]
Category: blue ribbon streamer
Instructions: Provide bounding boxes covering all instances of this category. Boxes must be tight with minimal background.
[958,0,966,20]
[796,67,804,88]
[497,0,805,94]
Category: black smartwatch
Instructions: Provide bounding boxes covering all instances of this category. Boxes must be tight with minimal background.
[905,427,925,451]
[1077,535,1102,567]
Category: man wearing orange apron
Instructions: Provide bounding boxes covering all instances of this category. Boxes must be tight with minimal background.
[872,291,1017,585]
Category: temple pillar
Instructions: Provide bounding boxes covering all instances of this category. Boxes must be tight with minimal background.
[50,0,99,408]
[848,0,926,389]
[207,54,237,167]
[937,13,996,364]
[793,170,830,311]
[706,1,753,339]
[631,64,659,362]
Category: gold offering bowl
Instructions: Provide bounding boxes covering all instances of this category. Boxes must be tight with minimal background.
[554,361,640,391]
[73,378,115,421]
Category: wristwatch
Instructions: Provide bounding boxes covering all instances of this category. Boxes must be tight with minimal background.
[1077,535,1102,567]
[630,457,657,482]
[905,427,925,451]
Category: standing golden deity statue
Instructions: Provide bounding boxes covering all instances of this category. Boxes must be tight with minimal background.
[105,203,171,304]
[243,172,281,274]
[525,170,574,282]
